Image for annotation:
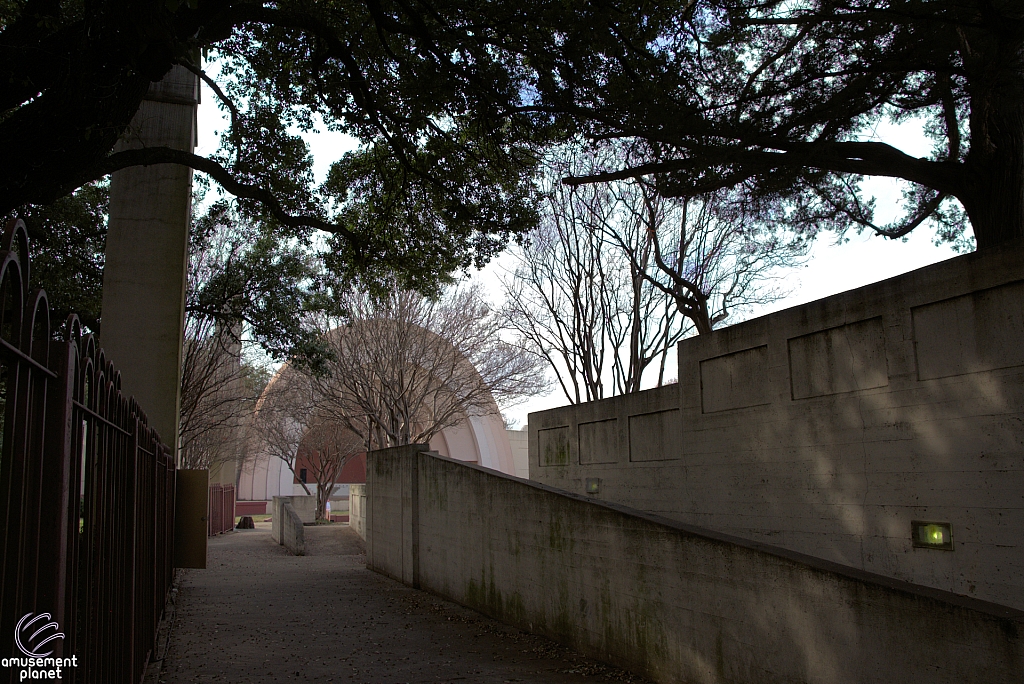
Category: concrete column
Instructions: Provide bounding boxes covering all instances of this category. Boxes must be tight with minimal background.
[101,66,199,455]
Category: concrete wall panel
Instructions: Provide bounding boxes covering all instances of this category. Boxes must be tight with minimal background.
[530,241,1024,610]
[350,484,366,539]
[700,345,771,412]
[579,419,620,464]
[271,495,315,544]
[280,502,305,556]
[538,426,571,467]
[788,317,888,398]
[628,410,681,462]
[913,280,1024,379]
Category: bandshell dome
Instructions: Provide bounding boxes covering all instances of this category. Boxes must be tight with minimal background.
[237,319,516,502]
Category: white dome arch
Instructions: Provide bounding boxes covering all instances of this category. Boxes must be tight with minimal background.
[237,320,514,501]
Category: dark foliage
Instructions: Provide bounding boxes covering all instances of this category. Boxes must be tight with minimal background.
[542,0,1024,251]
[0,0,665,288]
[1,182,108,333]
[187,200,341,370]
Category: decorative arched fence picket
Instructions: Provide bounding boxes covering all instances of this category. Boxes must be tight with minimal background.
[0,219,176,684]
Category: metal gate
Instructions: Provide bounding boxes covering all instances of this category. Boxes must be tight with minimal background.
[0,218,175,683]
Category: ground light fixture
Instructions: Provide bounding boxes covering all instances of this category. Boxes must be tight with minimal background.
[911,520,953,550]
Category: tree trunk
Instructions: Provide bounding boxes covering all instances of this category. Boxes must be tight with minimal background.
[962,113,1024,249]
[317,482,330,521]
[687,293,714,337]
[961,29,1024,250]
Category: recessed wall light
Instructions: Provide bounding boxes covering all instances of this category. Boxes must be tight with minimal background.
[585,478,600,494]
[911,520,953,550]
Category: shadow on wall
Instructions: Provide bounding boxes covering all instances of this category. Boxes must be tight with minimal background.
[365,447,1024,684]
[530,239,1024,611]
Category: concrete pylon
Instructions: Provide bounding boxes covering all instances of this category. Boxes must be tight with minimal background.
[101,66,199,456]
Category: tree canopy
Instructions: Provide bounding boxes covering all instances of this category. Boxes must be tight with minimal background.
[4,0,1021,294]
[187,199,339,368]
[0,0,665,288]
[547,0,1024,252]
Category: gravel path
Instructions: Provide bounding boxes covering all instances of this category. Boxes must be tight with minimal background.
[155,524,651,684]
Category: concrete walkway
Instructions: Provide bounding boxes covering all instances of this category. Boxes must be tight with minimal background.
[154,524,651,684]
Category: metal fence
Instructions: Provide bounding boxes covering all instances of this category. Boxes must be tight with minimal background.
[208,483,235,536]
[0,219,176,684]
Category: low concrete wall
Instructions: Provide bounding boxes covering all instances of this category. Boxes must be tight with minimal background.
[280,502,305,556]
[366,446,1023,684]
[531,240,1024,610]
[291,495,316,522]
[350,484,366,540]
[271,495,316,543]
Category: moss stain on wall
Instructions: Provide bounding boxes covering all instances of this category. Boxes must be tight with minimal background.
[422,466,448,511]
[542,429,570,466]
[464,565,527,625]
[547,514,576,554]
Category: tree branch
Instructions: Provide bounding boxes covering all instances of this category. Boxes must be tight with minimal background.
[563,140,963,197]
[91,146,364,250]
[176,59,243,156]
[939,72,961,160]
[832,189,948,239]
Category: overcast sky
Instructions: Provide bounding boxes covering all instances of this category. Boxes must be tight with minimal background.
[196,83,965,427]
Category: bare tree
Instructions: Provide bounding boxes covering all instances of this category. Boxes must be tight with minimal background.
[178,227,265,473]
[607,178,808,336]
[248,367,317,494]
[298,419,364,521]
[306,285,548,451]
[502,146,807,403]
[178,323,248,471]
[501,151,688,404]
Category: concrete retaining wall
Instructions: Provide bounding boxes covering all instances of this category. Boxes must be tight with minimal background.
[350,484,366,540]
[530,240,1024,610]
[270,495,315,543]
[280,502,305,556]
[366,446,1024,683]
